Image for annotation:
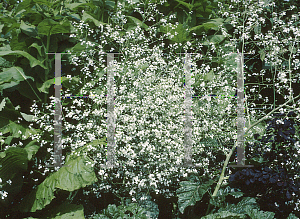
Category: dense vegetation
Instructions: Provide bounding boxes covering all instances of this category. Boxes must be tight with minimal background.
[0,0,299,218]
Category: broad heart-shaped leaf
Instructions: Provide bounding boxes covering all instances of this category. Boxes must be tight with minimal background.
[55,155,98,191]
[245,205,275,219]
[201,211,246,219]
[40,202,85,219]
[176,179,214,214]
[0,50,47,69]
[37,18,71,36]
[82,11,107,27]
[18,154,98,212]
[20,20,38,37]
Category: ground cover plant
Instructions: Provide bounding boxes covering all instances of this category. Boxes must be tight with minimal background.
[0,0,299,218]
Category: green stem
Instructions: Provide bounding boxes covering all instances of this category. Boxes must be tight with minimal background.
[211,93,300,198]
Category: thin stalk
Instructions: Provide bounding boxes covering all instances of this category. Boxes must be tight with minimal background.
[211,93,300,198]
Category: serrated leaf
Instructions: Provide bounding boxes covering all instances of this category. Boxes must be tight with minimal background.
[218,197,259,215]
[176,179,214,214]
[245,206,275,219]
[202,211,246,219]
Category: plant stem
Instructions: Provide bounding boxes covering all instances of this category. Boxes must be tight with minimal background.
[211,93,300,197]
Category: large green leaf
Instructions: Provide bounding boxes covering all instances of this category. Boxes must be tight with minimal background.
[245,205,275,219]
[44,202,85,219]
[0,66,34,83]
[217,197,259,215]
[0,50,47,69]
[20,20,38,37]
[18,153,98,212]
[201,211,246,219]
[0,147,28,205]
[176,179,214,214]
[37,18,71,36]
[55,155,98,191]
[82,11,107,27]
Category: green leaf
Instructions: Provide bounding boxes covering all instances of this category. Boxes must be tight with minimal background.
[42,202,85,219]
[24,140,39,161]
[64,2,96,11]
[286,213,299,219]
[204,70,214,81]
[28,43,44,57]
[20,20,38,37]
[20,112,35,122]
[0,147,28,184]
[0,98,5,111]
[258,50,266,61]
[0,50,47,69]
[218,197,259,215]
[202,211,246,219]
[55,155,98,191]
[37,19,71,36]
[37,76,80,94]
[82,11,106,27]
[245,206,275,219]
[176,179,214,214]
[174,0,194,11]
[0,66,34,83]
[126,16,150,31]
[19,154,97,212]
[206,35,226,45]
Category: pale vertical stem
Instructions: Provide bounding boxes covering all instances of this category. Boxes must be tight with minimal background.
[236,53,245,165]
[53,53,62,168]
[106,53,116,168]
[183,53,193,167]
